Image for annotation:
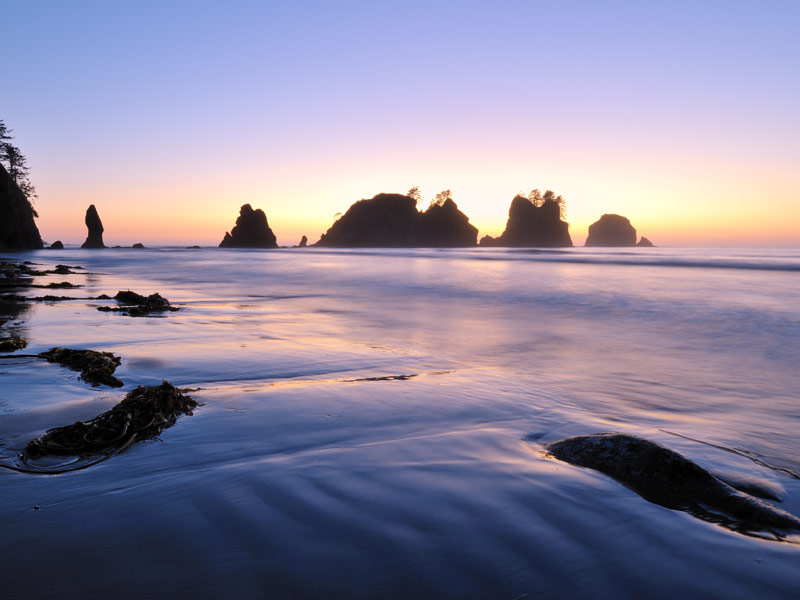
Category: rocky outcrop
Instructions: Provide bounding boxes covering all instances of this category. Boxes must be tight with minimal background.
[0,162,42,250]
[81,205,106,249]
[546,433,800,534]
[219,204,278,249]
[584,214,637,247]
[49,241,64,249]
[479,194,572,248]
[315,193,478,247]
[636,236,654,247]
[298,235,308,248]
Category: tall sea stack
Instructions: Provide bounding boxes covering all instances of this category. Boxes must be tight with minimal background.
[81,205,106,248]
[0,162,43,249]
[219,204,278,248]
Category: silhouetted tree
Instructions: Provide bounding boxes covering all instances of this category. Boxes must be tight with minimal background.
[0,119,38,215]
[429,189,453,208]
[407,186,422,209]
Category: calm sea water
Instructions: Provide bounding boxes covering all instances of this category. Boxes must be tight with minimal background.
[1,246,799,599]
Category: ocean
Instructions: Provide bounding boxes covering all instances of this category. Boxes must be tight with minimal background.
[1,246,799,599]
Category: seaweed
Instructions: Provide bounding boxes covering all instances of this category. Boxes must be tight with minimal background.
[38,347,123,387]
[0,337,27,352]
[97,290,179,316]
[15,382,197,472]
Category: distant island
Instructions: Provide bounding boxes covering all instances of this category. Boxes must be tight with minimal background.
[585,214,654,247]
[479,190,572,247]
[315,190,477,248]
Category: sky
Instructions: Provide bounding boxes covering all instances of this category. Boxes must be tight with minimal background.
[2,0,798,247]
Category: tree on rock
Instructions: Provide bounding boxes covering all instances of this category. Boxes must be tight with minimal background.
[0,119,38,215]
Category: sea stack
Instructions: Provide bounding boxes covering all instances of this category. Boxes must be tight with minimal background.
[584,214,637,247]
[81,205,106,249]
[315,193,478,247]
[219,204,278,248]
[479,192,572,247]
[0,162,43,249]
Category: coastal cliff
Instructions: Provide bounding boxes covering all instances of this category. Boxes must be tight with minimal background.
[0,162,42,249]
[479,192,572,247]
[315,193,478,247]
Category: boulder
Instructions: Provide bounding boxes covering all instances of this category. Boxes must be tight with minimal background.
[0,162,43,249]
[479,194,572,247]
[49,240,64,249]
[219,204,278,249]
[585,214,636,247]
[132,243,145,249]
[81,205,106,248]
[315,193,478,247]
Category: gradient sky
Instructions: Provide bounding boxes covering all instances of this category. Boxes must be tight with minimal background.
[3,0,798,246]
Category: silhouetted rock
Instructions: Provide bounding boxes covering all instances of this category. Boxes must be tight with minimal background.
[585,214,636,247]
[298,235,308,248]
[81,205,106,249]
[637,236,654,247]
[315,193,478,247]
[0,163,43,250]
[49,240,64,249]
[132,243,145,249]
[219,204,278,249]
[479,193,572,247]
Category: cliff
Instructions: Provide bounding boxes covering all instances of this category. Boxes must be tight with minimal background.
[0,162,42,249]
[479,195,572,247]
[219,204,278,249]
[315,193,478,247]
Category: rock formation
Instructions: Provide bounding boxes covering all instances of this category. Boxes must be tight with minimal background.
[315,193,478,247]
[546,433,800,534]
[49,241,64,249]
[636,236,654,247]
[584,214,637,247]
[0,162,43,250]
[479,193,572,247]
[81,205,106,248]
[298,235,308,248]
[219,204,278,249]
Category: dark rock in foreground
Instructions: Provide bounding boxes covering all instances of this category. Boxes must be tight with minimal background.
[219,204,278,248]
[546,433,800,535]
[479,193,572,247]
[585,214,637,247]
[38,347,123,387]
[315,193,478,247]
[81,204,106,249]
[22,382,197,465]
[0,162,42,250]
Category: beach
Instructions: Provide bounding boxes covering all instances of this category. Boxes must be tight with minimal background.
[1,246,799,599]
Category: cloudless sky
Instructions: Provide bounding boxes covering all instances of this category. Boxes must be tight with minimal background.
[3,0,798,246]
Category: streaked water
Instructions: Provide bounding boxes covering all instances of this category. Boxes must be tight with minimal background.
[1,246,799,599]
